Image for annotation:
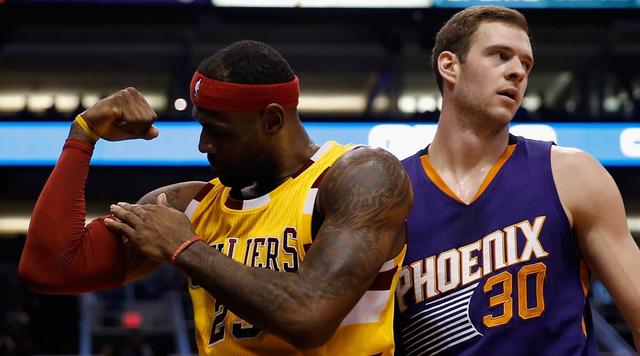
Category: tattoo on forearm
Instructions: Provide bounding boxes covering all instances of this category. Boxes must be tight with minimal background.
[179,150,411,332]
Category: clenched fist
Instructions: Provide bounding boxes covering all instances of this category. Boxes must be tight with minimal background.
[75,87,160,142]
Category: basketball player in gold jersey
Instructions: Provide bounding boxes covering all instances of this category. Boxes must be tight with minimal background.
[19,40,412,355]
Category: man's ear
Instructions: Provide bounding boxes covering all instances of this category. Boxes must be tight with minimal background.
[261,103,285,134]
[438,51,460,88]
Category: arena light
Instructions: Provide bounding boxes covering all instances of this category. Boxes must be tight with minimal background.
[144,94,168,111]
[0,217,30,235]
[0,216,99,235]
[174,98,188,111]
[603,96,621,113]
[522,94,542,112]
[372,96,390,113]
[398,96,417,113]
[627,217,640,233]
[298,94,366,113]
[55,94,81,113]
[417,95,437,112]
[27,94,54,112]
[0,94,27,113]
[81,94,100,109]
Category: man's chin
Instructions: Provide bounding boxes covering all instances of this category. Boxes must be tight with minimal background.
[217,174,251,189]
[490,108,516,124]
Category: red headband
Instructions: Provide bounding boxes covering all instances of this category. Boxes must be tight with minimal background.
[189,71,299,112]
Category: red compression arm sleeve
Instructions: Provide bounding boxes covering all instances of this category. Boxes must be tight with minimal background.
[18,138,126,294]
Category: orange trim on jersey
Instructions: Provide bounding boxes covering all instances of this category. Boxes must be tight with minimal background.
[579,260,590,297]
[420,155,465,204]
[580,260,590,337]
[420,143,516,205]
[471,144,516,202]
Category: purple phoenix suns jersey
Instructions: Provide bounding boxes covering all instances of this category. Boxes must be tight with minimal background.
[395,135,598,356]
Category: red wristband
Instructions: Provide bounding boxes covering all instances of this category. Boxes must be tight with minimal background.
[170,236,202,265]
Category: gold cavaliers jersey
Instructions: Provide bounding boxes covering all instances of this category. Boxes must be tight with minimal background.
[184,141,406,356]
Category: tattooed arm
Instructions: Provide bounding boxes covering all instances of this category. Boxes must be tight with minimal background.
[167,147,412,348]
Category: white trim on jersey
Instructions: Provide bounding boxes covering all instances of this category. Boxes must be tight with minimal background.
[380,258,398,272]
[339,257,400,326]
[340,290,390,326]
[310,141,334,161]
[185,199,200,221]
[402,282,481,356]
[241,194,272,210]
[303,188,318,215]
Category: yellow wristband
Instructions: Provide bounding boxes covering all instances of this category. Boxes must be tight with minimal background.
[74,114,99,141]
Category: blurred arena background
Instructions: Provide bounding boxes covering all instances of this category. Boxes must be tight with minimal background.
[1,0,640,354]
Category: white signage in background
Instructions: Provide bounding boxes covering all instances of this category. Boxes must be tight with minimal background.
[368,124,437,159]
[368,123,557,160]
[620,128,640,158]
[301,0,432,7]
[510,124,558,143]
[212,0,432,7]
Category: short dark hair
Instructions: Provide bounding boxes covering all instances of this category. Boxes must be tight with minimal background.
[197,40,295,84]
[432,6,528,93]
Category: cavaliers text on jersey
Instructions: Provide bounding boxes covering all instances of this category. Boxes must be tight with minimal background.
[187,141,406,355]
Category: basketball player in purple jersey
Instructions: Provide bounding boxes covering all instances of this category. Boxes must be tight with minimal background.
[395,6,640,355]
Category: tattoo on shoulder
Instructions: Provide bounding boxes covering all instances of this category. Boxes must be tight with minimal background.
[297,148,411,298]
[165,185,184,207]
[139,181,206,211]
[320,148,411,232]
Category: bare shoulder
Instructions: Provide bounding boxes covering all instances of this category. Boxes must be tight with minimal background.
[318,146,413,227]
[137,181,209,212]
[551,145,622,227]
[322,146,411,200]
[551,145,601,170]
[551,145,611,188]
[329,146,410,186]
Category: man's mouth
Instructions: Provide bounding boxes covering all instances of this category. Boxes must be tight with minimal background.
[497,88,518,101]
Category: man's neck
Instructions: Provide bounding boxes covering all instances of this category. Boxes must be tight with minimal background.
[233,129,318,200]
[432,102,510,169]
[427,107,511,204]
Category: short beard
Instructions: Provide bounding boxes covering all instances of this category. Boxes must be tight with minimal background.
[455,84,512,136]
